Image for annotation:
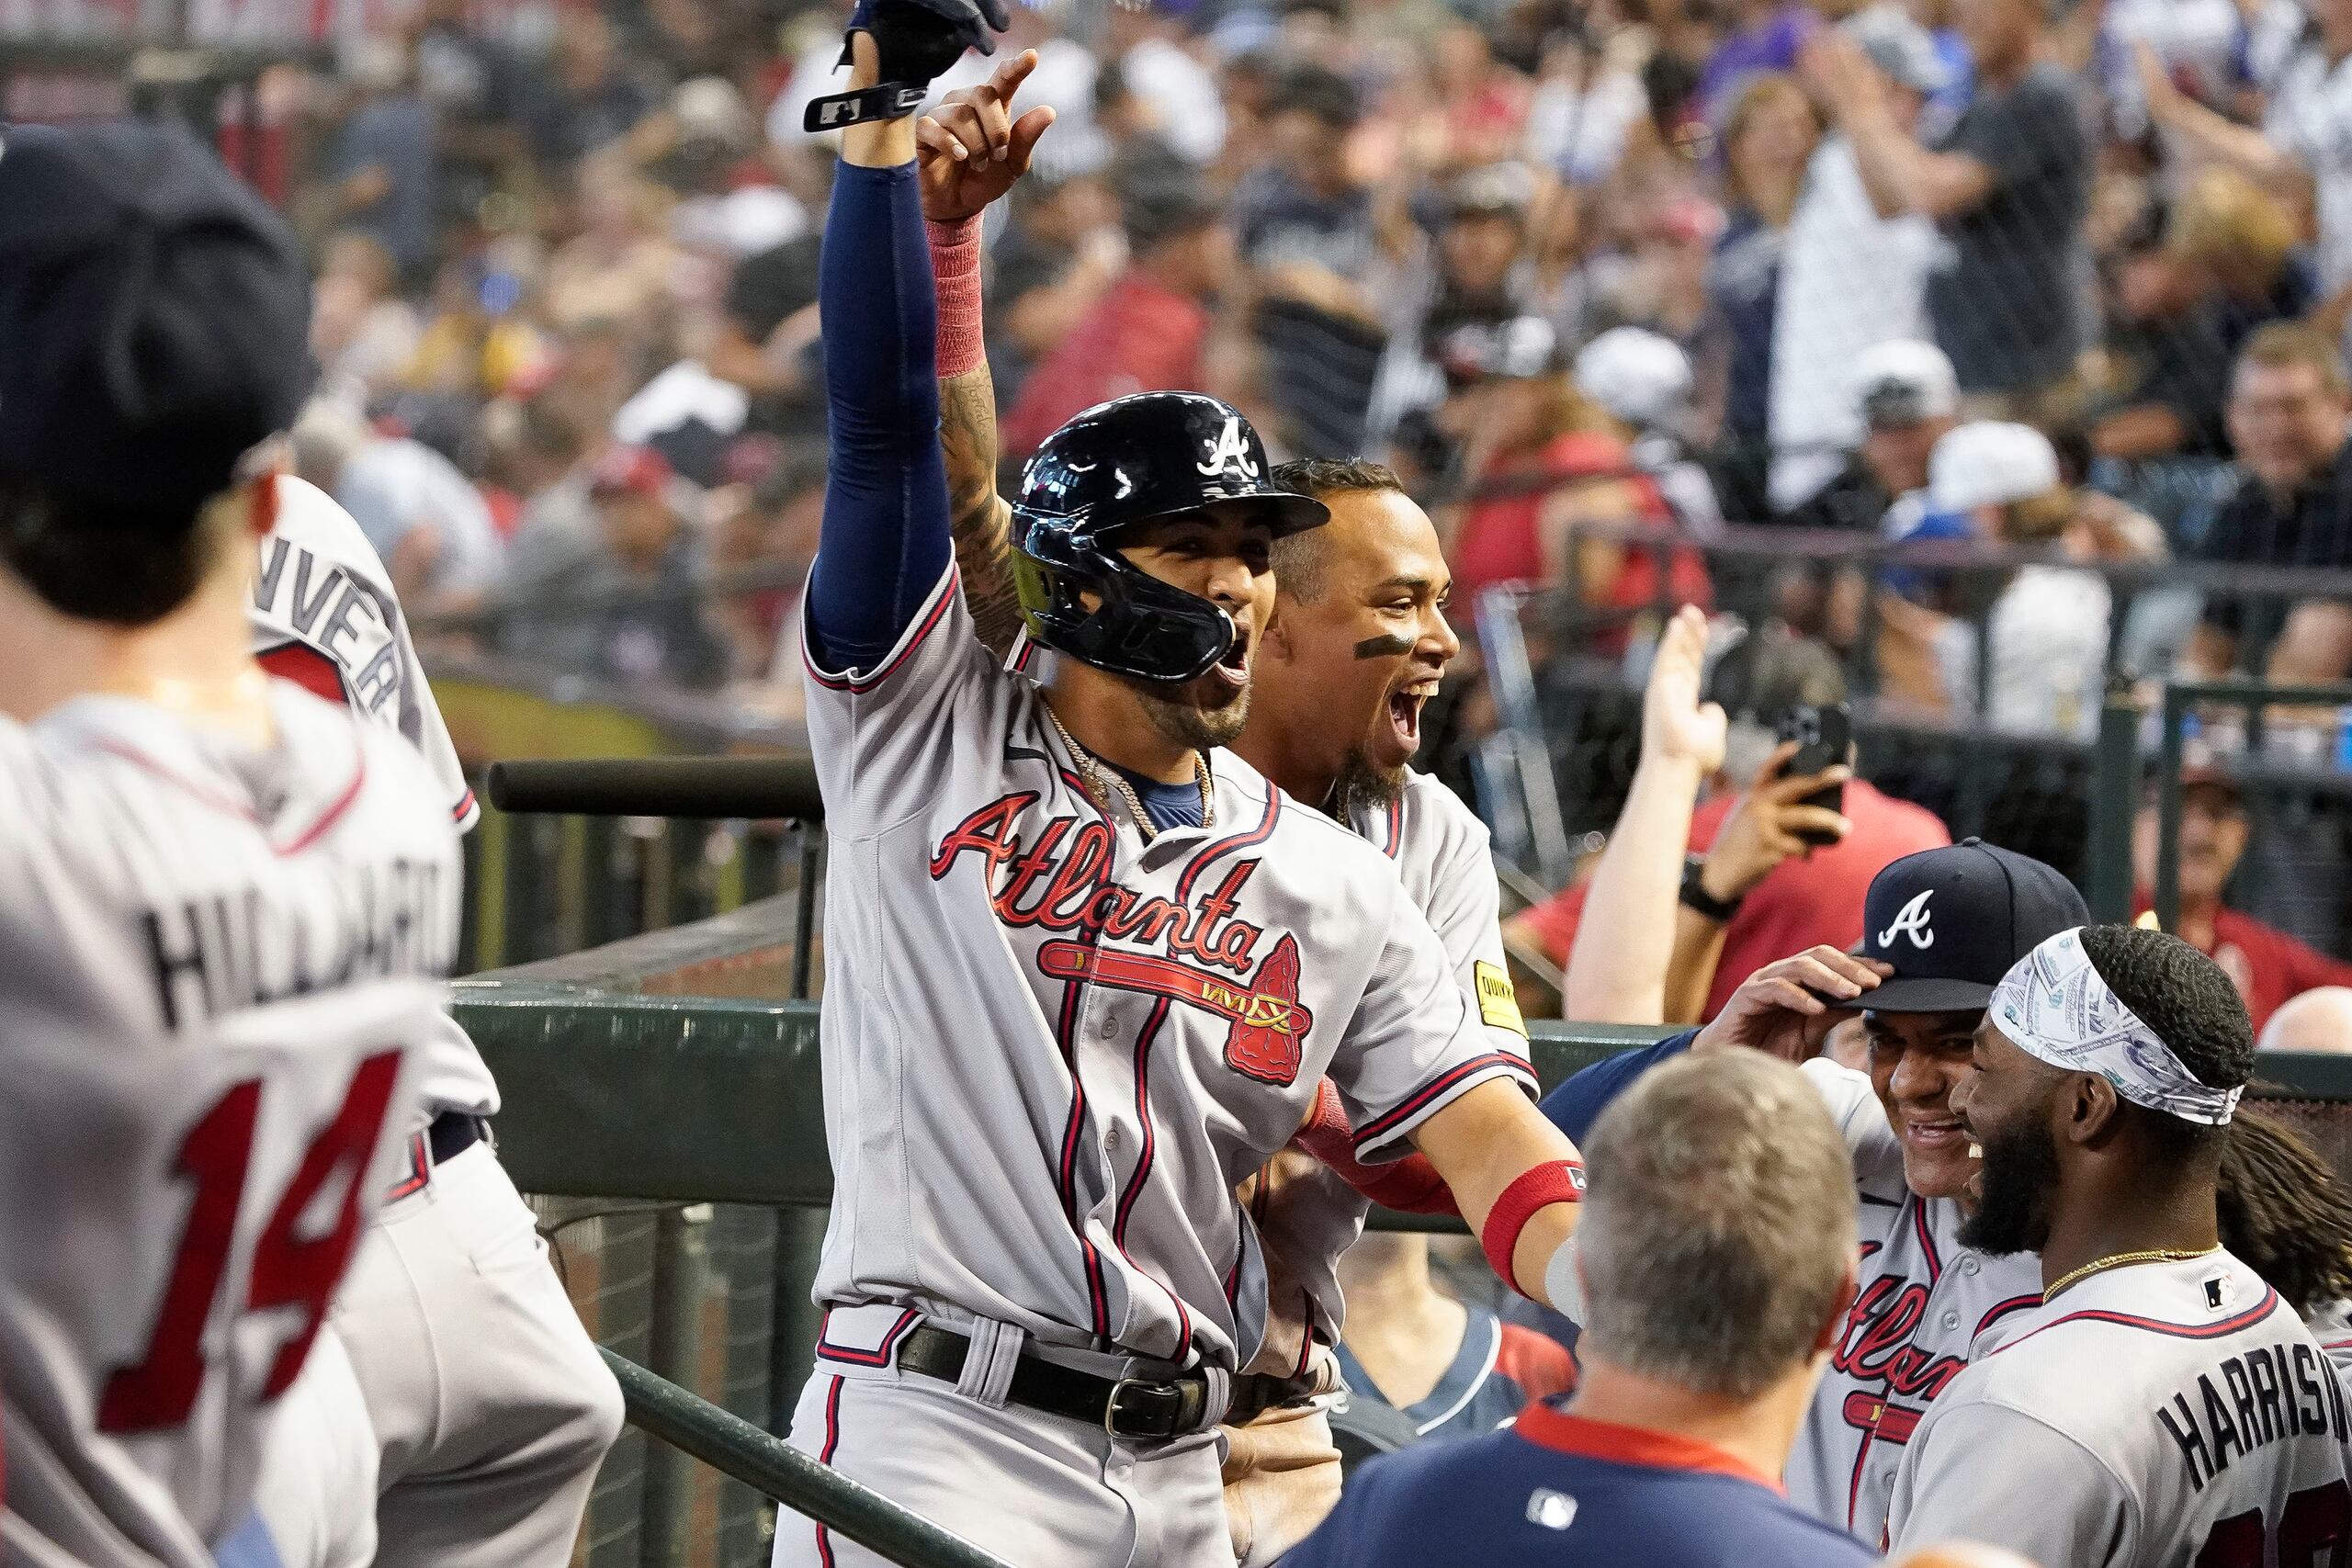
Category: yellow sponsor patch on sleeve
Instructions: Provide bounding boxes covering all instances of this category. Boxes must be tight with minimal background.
[1475,961,1526,1037]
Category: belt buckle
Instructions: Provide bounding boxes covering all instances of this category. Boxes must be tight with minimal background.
[1103,1376,1183,1442]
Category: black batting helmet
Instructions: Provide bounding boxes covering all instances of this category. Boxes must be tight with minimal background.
[1010,392,1327,683]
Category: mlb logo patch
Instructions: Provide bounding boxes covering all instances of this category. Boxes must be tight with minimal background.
[2203,1272,2234,1313]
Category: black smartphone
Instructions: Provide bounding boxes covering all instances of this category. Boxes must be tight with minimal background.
[1776,702,1851,846]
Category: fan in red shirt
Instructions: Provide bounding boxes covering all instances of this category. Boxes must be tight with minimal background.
[1001,160,1230,457]
[2132,759,2352,1033]
[1435,315,1711,651]
[1508,631,1949,1022]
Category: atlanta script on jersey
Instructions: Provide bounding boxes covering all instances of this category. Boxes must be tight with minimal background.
[0,687,459,1566]
[1890,1253,2352,1566]
[801,564,1533,1367]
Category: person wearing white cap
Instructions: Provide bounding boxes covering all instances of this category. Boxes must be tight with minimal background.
[1574,327,1725,535]
[1887,924,2352,1568]
[1880,420,2165,737]
[1770,15,1946,513]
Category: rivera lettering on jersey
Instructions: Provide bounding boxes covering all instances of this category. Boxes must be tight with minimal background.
[801,563,1533,1366]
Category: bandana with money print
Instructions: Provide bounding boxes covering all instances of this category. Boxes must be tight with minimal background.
[1987,928,2244,1126]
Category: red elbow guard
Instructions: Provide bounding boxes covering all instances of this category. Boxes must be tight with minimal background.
[1291,1079,1461,1217]
[1481,1160,1587,1299]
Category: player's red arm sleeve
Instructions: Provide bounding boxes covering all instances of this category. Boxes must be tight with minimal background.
[1291,1078,1461,1216]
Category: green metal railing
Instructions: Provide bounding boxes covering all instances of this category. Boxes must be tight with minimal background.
[2151,680,2352,932]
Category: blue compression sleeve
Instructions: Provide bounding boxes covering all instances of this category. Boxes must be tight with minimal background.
[804,160,953,673]
[1537,1030,1699,1145]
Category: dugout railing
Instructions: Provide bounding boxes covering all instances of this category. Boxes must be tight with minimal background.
[462,752,2352,1567]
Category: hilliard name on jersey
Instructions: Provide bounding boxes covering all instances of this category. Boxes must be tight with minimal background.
[2157,1337,2351,1492]
[253,535,404,717]
[142,854,458,1032]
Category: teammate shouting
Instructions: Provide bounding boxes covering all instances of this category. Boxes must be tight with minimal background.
[0,123,457,1567]
[1887,925,2352,1564]
[783,16,1590,1567]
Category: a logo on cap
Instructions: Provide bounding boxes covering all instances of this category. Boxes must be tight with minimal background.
[1197,415,1261,481]
[1878,889,1937,951]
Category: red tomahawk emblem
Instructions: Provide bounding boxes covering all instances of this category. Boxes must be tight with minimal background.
[1037,936,1312,1087]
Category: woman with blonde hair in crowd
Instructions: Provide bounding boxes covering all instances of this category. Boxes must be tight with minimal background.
[1708,72,1820,513]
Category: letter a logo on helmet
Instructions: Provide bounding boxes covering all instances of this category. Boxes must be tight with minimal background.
[1196,414,1261,481]
[1008,392,1328,684]
[1878,890,1936,951]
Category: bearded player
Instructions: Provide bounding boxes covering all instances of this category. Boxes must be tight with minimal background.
[1887,925,2352,1564]
[0,122,457,1567]
[910,58,1730,1564]
[781,14,1591,1566]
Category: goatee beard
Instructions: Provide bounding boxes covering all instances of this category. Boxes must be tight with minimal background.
[1956,1115,2061,1256]
[1139,684,1250,752]
[1331,750,1408,817]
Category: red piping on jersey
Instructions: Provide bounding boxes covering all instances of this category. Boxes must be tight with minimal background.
[85,728,367,856]
[803,566,960,694]
[275,744,369,854]
[383,1134,431,1202]
[1513,1405,1784,1492]
[815,1376,844,1568]
[1350,1054,1540,1148]
[1987,1288,2283,1358]
[1383,797,1403,859]
[814,1307,921,1368]
[1975,1293,2042,1337]
[1106,995,1193,1355]
[1294,1291,1317,1380]
[451,789,476,823]
[1910,1197,1941,1286]
[1174,790,1279,904]
[1052,972,1114,1342]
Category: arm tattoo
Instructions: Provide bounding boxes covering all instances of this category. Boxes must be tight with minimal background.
[939,365,1023,659]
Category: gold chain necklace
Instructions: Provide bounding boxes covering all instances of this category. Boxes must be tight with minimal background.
[2044,1245,2222,1302]
[1043,706,1213,841]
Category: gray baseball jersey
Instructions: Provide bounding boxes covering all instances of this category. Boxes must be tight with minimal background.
[0,685,458,1566]
[800,564,1534,1368]
[250,474,497,1133]
[1789,1057,2045,1543]
[1889,1252,2352,1565]
[1239,773,1530,1376]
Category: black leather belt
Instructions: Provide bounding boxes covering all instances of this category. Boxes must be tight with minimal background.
[893,1325,1313,1444]
[429,1111,487,1164]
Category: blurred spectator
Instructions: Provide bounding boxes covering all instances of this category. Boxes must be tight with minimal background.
[1523,27,1653,185]
[290,399,503,617]
[2086,203,2233,460]
[1101,0,1227,165]
[1772,11,1945,512]
[1575,327,1726,534]
[1234,64,1389,455]
[1815,0,2093,406]
[1428,23,1535,171]
[2188,324,2352,681]
[1332,1232,1576,1442]
[1004,161,1227,456]
[1368,164,1536,472]
[1438,315,1712,634]
[2133,761,2352,1032]
[2258,987,2352,1052]
[1708,73,1820,508]
[1876,420,2166,733]
[311,231,421,399]
[497,399,605,663]
[577,444,729,689]
[707,233,824,436]
[322,37,437,285]
[714,443,827,682]
[1782,337,1961,536]
[525,9,654,174]
[545,162,684,337]
[985,170,1123,402]
[1698,0,1820,125]
[1508,631,1949,1022]
[2167,167,2315,363]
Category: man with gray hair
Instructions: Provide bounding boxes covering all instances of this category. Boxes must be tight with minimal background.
[1285,1053,1876,1567]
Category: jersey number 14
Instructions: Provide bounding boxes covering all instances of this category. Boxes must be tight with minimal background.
[97,1052,402,1433]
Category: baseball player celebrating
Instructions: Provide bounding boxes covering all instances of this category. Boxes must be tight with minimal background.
[785,17,1591,1567]
[245,469,623,1566]
[0,122,458,1568]
[1887,925,2352,1565]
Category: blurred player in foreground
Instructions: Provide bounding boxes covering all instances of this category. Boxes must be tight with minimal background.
[1284,1052,1877,1568]
[0,122,458,1567]
[783,16,1592,1564]
[1887,925,2352,1563]
[250,476,622,1565]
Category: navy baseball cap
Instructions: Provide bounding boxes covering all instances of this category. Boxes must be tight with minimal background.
[0,120,314,516]
[1858,839,2088,1013]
